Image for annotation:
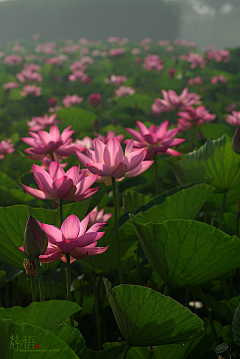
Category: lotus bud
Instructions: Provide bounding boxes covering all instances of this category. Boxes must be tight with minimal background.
[232,127,240,154]
[23,215,48,258]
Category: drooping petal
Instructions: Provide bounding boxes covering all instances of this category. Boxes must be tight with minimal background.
[22,184,53,200]
[125,160,154,177]
[61,215,80,240]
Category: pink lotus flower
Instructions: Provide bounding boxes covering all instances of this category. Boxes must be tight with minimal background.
[19,214,107,263]
[70,61,87,72]
[88,93,101,107]
[188,76,203,86]
[21,85,41,97]
[185,52,206,69]
[27,114,60,131]
[177,106,216,131]
[143,55,164,71]
[131,48,142,55]
[158,40,170,46]
[151,87,201,114]
[0,139,15,159]
[3,82,20,91]
[115,86,136,97]
[104,75,127,86]
[211,75,227,84]
[37,155,68,172]
[125,120,185,160]
[95,131,124,144]
[75,136,94,150]
[22,125,85,160]
[62,95,84,108]
[68,71,89,82]
[109,48,124,57]
[22,161,99,203]
[88,206,112,227]
[226,111,240,127]
[4,55,22,65]
[16,69,42,83]
[76,138,153,185]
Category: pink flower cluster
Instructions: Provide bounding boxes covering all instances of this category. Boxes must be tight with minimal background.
[177,106,216,131]
[0,139,15,159]
[115,86,136,97]
[3,55,22,65]
[188,76,203,86]
[16,68,42,83]
[62,95,84,108]
[109,48,124,57]
[143,55,164,71]
[104,75,127,86]
[226,111,240,127]
[27,114,60,131]
[21,85,41,97]
[211,75,227,84]
[206,49,230,62]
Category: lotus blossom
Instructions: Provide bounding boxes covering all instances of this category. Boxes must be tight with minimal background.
[62,95,84,108]
[104,75,127,85]
[76,138,153,185]
[143,55,164,71]
[124,120,185,160]
[4,55,22,65]
[115,86,136,97]
[68,71,89,82]
[151,87,201,114]
[88,93,101,107]
[109,48,124,57]
[158,40,170,46]
[184,52,206,69]
[3,82,20,91]
[21,85,41,97]
[188,76,203,86]
[27,114,60,131]
[22,125,85,160]
[88,206,112,227]
[70,61,87,72]
[75,136,94,150]
[19,214,107,263]
[0,139,15,159]
[211,75,227,84]
[95,130,124,144]
[16,69,42,83]
[177,106,216,131]
[22,161,99,203]
[226,111,240,127]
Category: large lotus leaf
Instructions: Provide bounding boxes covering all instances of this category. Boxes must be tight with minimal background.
[123,190,151,214]
[0,200,91,269]
[103,278,204,347]
[57,107,96,136]
[132,219,240,287]
[82,227,136,272]
[0,300,81,331]
[167,135,240,207]
[52,323,85,355]
[119,184,214,241]
[0,318,79,359]
[80,343,125,359]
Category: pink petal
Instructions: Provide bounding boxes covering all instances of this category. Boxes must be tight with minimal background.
[49,162,65,181]
[72,187,99,201]
[61,215,80,240]
[61,126,74,143]
[87,222,106,233]
[94,139,105,163]
[125,139,134,157]
[76,232,104,247]
[38,130,51,147]
[52,176,74,198]
[136,121,149,136]
[65,166,80,185]
[74,173,98,196]
[39,249,62,263]
[79,214,90,236]
[22,184,53,200]
[125,128,143,142]
[122,149,146,172]
[125,160,154,177]
[32,165,54,195]
[50,125,61,142]
[156,120,169,139]
[103,138,123,170]
[164,148,182,156]
[111,162,127,177]
[41,223,63,244]
[75,151,92,167]
[143,133,157,144]
[87,163,110,176]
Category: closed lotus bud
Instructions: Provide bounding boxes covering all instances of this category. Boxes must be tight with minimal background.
[23,215,48,258]
[232,127,240,154]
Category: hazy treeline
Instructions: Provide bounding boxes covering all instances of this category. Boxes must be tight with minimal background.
[0,0,181,44]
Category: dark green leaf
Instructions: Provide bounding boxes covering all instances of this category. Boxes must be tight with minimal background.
[52,323,85,355]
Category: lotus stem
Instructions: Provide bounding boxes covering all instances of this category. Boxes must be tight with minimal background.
[35,256,45,301]
[122,343,131,359]
[66,252,74,327]
[47,273,56,300]
[153,154,159,195]
[31,275,36,302]
[112,177,124,284]
[218,191,227,231]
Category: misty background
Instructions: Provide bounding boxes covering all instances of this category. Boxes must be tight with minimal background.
[0,0,239,50]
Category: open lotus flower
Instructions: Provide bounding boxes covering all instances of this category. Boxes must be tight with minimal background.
[0,139,15,159]
[125,120,185,160]
[226,111,240,127]
[22,125,85,160]
[22,161,99,204]
[177,106,216,131]
[27,114,60,131]
[75,138,153,185]
[152,87,201,114]
[88,206,112,227]
[19,214,108,263]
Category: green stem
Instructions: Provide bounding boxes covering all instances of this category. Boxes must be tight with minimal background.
[198,286,219,344]
[94,274,102,350]
[136,242,141,284]
[66,253,74,327]
[153,154,159,195]
[35,257,45,301]
[60,199,63,225]
[61,261,67,299]
[112,177,124,284]
[47,273,56,300]
[31,276,36,302]
[122,343,131,359]
[164,285,170,296]
[218,191,227,231]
